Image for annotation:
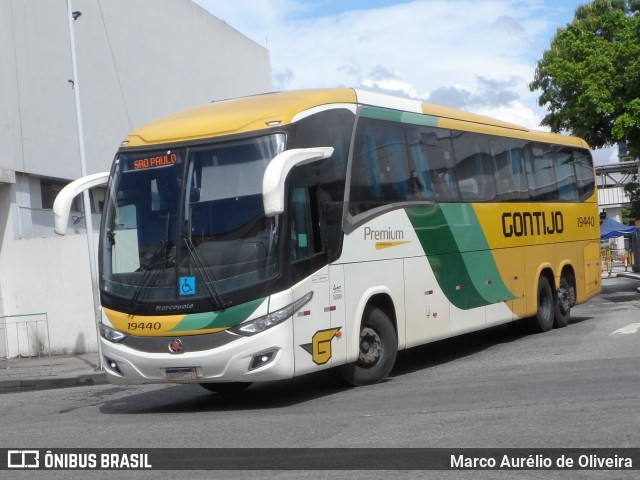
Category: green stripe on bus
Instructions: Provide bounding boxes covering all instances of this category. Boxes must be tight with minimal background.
[360,107,438,127]
[405,204,515,309]
[169,297,266,332]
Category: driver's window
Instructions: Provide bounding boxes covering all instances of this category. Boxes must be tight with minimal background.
[291,187,314,262]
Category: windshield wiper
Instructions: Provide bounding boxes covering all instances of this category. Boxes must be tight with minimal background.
[128,213,173,311]
[183,237,229,309]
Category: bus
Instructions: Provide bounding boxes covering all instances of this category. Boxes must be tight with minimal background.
[54,88,601,391]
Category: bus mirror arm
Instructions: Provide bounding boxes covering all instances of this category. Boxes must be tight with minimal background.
[53,171,110,235]
[262,147,334,217]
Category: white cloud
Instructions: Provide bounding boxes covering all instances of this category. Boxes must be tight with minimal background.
[194,0,567,129]
[592,145,620,165]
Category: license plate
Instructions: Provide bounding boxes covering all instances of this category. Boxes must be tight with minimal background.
[165,367,197,381]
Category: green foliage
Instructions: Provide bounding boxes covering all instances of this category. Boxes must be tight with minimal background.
[624,179,640,220]
[621,207,636,225]
[530,0,640,157]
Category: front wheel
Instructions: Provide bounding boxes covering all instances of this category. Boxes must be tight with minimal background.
[525,276,555,333]
[335,306,398,387]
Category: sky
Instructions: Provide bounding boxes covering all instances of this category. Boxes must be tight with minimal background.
[192,0,617,164]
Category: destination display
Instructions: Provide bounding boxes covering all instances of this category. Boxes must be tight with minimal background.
[123,151,181,172]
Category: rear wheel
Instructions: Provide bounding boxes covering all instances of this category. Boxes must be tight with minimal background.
[553,276,573,328]
[525,276,555,333]
[335,306,398,386]
[199,382,252,394]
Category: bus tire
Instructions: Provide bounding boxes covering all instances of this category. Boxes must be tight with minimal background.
[335,306,398,387]
[199,382,252,394]
[526,276,555,333]
[553,276,572,328]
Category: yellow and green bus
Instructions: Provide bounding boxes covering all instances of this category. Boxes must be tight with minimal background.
[54,88,601,391]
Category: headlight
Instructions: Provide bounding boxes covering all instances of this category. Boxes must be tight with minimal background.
[100,323,127,343]
[230,291,313,336]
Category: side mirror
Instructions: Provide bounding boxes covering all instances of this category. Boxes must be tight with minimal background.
[53,171,110,235]
[262,147,334,216]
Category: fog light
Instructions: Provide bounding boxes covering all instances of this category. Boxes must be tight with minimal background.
[249,350,277,371]
[104,357,123,376]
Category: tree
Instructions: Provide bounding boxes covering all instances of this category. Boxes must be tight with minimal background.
[624,179,640,221]
[530,0,640,157]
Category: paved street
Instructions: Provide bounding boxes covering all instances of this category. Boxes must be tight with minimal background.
[1,276,639,479]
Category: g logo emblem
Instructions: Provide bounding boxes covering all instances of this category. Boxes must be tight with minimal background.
[300,328,341,365]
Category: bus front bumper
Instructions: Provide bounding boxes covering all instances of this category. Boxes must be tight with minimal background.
[99,321,295,385]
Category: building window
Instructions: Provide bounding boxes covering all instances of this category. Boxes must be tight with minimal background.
[40,180,82,211]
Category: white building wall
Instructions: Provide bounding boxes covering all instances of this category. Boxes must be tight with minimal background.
[598,186,630,208]
[0,0,271,355]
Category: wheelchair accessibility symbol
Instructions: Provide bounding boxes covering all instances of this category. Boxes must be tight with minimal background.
[180,276,196,296]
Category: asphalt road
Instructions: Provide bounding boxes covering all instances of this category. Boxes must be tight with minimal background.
[1,276,639,479]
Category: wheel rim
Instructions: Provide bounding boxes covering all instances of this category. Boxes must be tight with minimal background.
[557,287,571,315]
[358,326,382,366]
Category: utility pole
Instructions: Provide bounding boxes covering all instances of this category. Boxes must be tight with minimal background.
[66,0,103,368]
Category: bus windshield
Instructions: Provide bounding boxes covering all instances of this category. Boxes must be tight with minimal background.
[101,134,285,311]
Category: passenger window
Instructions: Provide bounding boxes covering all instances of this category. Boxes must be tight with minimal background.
[554,146,579,201]
[491,138,528,201]
[409,127,458,201]
[574,149,595,201]
[350,119,412,214]
[525,143,558,200]
[453,132,496,201]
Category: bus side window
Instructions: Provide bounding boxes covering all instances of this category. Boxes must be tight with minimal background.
[452,132,496,201]
[363,133,383,199]
[554,146,579,201]
[407,129,432,198]
[384,130,410,200]
[422,129,457,201]
[574,148,595,201]
[491,138,528,201]
[350,120,411,213]
[524,142,558,201]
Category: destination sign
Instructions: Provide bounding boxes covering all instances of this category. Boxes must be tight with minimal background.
[122,151,182,172]
[132,152,179,170]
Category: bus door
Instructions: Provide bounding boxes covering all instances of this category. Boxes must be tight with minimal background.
[289,186,337,375]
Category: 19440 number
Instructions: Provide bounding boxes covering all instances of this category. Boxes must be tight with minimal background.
[577,216,595,228]
[127,322,161,331]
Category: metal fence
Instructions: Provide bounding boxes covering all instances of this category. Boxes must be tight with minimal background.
[601,247,635,277]
[0,313,53,378]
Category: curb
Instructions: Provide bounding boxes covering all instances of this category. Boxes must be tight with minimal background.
[616,273,640,281]
[0,372,108,394]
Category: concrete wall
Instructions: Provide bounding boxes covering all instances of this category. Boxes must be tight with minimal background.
[0,0,272,355]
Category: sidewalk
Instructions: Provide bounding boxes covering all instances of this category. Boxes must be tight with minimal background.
[616,272,640,281]
[0,352,107,393]
[606,271,640,291]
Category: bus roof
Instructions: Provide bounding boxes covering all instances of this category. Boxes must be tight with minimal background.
[121,88,588,149]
